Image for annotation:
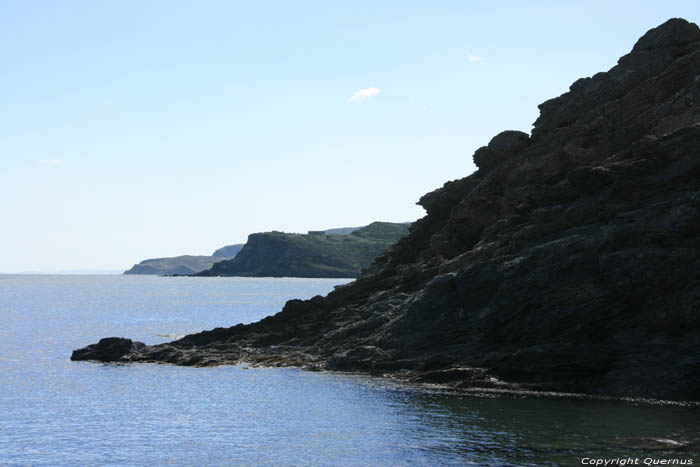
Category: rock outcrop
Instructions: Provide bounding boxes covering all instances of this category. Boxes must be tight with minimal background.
[472,130,530,173]
[71,337,143,362]
[75,19,700,401]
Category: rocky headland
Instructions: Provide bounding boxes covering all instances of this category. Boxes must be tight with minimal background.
[124,244,244,275]
[123,252,240,275]
[196,222,410,278]
[74,19,700,401]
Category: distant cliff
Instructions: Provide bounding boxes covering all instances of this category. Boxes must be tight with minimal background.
[197,222,410,278]
[124,244,243,275]
[212,244,244,258]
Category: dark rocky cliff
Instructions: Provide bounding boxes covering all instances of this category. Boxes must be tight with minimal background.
[74,19,700,401]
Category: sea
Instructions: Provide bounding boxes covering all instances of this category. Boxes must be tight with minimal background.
[0,274,698,466]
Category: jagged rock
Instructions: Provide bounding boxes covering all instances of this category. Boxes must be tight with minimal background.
[472,130,530,172]
[73,19,700,401]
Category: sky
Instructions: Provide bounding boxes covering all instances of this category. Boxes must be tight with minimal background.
[1,1,698,273]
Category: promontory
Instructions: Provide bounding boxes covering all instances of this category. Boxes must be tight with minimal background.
[73,19,700,401]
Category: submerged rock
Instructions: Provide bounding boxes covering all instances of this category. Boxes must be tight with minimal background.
[73,18,700,401]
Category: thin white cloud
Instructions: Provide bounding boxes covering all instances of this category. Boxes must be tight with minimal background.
[37,159,64,165]
[348,87,381,103]
[467,54,482,62]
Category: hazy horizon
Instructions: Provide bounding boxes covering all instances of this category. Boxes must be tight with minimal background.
[2,1,698,273]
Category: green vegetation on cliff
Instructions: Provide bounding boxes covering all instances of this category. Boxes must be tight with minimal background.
[198,222,410,278]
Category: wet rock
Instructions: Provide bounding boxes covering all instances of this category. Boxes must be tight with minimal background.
[71,337,142,362]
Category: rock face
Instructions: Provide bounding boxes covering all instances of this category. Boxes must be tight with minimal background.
[196,222,410,278]
[74,19,700,401]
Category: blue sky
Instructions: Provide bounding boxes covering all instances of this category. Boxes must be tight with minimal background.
[1,1,698,272]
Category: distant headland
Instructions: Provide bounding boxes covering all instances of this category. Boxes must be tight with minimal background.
[123,245,244,275]
[124,222,409,278]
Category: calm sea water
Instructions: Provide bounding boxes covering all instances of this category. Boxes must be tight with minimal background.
[0,274,698,466]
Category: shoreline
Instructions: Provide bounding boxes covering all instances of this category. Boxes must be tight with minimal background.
[71,355,700,408]
[71,19,700,404]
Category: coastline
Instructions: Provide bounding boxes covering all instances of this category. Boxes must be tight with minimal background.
[71,19,700,403]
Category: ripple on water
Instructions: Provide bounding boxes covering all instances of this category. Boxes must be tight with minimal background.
[0,274,698,466]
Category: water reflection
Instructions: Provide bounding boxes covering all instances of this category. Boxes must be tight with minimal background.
[336,374,700,465]
[0,275,698,466]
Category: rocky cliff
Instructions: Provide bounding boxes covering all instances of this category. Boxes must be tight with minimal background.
[196,222,410,278]
[212,244,244,258]
[74,19,700,401]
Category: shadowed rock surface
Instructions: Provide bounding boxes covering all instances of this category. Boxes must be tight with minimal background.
[74,19,700,401]
[71,337,144,362]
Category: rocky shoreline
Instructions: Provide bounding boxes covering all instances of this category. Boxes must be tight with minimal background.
[73,18,700,401]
